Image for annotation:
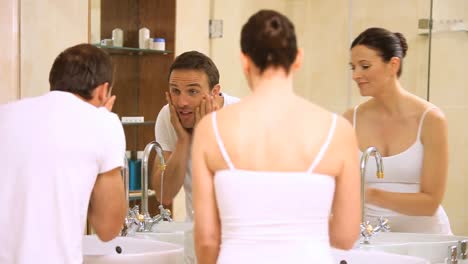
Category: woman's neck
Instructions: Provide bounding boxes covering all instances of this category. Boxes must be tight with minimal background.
[249,68,295,98]
[372,79,409,116]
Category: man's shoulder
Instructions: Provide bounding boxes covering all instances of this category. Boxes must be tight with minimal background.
[156,104,171,123]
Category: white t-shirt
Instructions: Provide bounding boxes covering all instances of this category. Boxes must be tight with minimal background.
[155,93,240,220]
[0,91,125,264]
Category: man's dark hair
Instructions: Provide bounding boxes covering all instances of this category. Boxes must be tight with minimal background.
[168,51,220,90]
[49,43,113,99]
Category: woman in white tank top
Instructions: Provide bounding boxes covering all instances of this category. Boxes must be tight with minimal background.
[191,10,361,264]
[344,27,452,234]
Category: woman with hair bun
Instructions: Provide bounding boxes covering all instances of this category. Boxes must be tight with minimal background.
[344,27,452,234]
[192,9,361,263]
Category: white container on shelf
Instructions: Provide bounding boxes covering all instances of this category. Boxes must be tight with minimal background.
[112,28,123,47]
[151,38,166,51]
[100,38,113,46]
[139,27,150,49]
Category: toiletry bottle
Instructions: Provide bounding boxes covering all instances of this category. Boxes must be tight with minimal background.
[112,28,124,47]
[139,27,150,49]
[128,151,142,191]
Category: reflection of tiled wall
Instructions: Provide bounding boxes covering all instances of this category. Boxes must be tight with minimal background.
[287,0,430,114]
[431,0,468,236]
[210,0,287,98]
[0,0,19,104]
[285,0,351,114]
[20,0,88,98]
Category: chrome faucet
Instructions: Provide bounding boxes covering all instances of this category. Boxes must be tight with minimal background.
[141,141,172,222]
[122,154,129,205]
[360,146,384,222]
[122,142,172,236]
[360,146,387,244]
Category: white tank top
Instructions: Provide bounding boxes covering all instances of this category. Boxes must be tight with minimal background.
[211,112,338,263]
[353,105,452,234]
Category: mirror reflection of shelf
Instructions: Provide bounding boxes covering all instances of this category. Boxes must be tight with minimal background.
[93,44,173,55]
[418,18,468,35]
[122,121,156,126]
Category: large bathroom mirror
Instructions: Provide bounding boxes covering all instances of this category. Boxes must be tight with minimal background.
[90,0,468,235]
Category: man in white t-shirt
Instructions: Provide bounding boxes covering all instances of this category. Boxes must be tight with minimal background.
[0,44,127,264]
[152,51,240,220]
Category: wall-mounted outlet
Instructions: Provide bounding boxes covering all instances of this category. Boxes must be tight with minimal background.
[121,116,145,123]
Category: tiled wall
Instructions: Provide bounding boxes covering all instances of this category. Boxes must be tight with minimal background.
[0,0,19,104]
[20,0,88,98]
[286,0,430,114]
[431,0,468,236]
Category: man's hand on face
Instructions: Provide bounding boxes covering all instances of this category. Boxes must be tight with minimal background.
[194,93,220,127]
[166,92,191,141]
[104,95,116,111]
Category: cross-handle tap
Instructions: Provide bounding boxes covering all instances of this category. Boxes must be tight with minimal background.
[373,217,391,233]
[142,206,173,232]
[360,217,390,244]
[121,205,143,236]
[459,240,467,260]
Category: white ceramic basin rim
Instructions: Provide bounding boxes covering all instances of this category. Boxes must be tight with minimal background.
[82,235,183,264]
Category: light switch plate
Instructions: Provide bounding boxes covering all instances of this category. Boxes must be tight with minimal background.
[209,19,223,38]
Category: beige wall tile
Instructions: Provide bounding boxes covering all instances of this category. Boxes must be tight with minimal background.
[430,0,468,236]
[176,0,210,56]
[441,107,468,235]
[429,0,468,107]
[286,0,350,113]
[20,0,89,98]
[89,0,101,45]
[210,0,287,98]
[0,0,19,104]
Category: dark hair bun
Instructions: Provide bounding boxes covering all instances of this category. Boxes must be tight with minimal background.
[241,10,298,73]
[393,32,408,58]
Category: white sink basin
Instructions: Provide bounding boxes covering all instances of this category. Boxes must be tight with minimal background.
[135,221,193,247]
[150,221,193,233]
[83,235,183,264]
[361,232,467,245]
[133,221,195,264]
[135,231,184,246]
[357,232,468,263]
[332,248,429,264]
